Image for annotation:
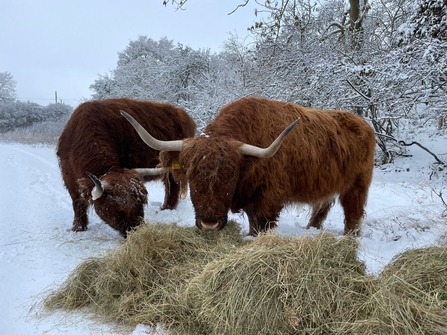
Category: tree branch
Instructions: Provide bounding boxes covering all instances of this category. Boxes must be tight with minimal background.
[163,0,188,10]
[346,79,370,101]
[398,141,445,164]
[228,0,250,15]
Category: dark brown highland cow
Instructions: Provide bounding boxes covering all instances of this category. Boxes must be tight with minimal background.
[57,98,196,237]
[123,96,376,236]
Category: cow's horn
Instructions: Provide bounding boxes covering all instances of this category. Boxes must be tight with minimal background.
[120,111,183,152]
[133,168,166,176]
[86,172,104,200]
[239,118,300,158]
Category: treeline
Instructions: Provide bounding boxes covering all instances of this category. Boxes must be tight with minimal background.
[90,0,446,163]
[0,101,72,133]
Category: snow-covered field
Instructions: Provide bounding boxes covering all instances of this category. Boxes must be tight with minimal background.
[0,135,446,334]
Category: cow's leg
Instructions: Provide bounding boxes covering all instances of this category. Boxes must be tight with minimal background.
[306,199,334,230]
[72,197,89,232]
[244,205,260,236]
[339,174,371,235]
[245,204,280,236]
[161,172,180,210]
[66,176,91,232]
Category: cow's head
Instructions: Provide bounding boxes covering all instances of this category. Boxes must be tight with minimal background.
[81,168,164,236]
[121,111,299,232]
[174,136,244,231]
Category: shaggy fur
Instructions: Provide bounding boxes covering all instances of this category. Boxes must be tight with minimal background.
[57,98,196,236]
[160,96,376,235]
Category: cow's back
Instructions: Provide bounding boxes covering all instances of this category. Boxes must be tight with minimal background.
[206,96,375,205]
[57,98,196,184]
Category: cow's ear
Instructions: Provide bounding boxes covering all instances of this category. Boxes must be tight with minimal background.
[86,172,105,200]
[76,177,92,200]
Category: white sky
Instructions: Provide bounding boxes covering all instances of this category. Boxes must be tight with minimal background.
[0,0,260,107]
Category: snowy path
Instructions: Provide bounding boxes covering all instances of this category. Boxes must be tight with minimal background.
[0,144,121,334]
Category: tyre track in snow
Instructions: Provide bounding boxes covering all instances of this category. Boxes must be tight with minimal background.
[0,143,121,247]
[0,143,122,335]
[4,144,71,212]
[0,144,75,260]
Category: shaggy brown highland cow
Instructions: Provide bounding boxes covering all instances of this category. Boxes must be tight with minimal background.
[57,98,196,236]
[123,96,375,236]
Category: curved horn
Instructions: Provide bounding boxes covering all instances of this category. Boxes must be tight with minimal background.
[120,111,183,152]
[86,172,104,200]
[133,167,166,176]
[239,118,300,158]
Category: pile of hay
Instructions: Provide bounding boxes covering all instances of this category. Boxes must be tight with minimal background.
[183,236,447,335]
[44,220,247,328]
[183,232,372,335]
[44,221,447,335]
[376,245,447,333]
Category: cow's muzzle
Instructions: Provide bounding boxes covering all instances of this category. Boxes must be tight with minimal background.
[196,216,227,231]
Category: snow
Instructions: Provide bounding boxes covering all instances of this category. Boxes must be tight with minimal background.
[0,136,446,334]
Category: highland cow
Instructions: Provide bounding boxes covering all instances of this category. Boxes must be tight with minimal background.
[57,98,196,236]
[122,96,375,236]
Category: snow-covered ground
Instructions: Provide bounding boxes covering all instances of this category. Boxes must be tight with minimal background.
[0,135,446,334]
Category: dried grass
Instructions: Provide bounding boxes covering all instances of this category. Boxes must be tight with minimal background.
[44,222,447,335]
[44,220,247,328]
[183,232,372,335]
[374,245,447,334]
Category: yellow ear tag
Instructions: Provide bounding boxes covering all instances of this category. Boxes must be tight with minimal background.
[171,161,181,170]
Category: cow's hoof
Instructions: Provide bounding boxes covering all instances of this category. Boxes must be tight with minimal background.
[72,225,87,232]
